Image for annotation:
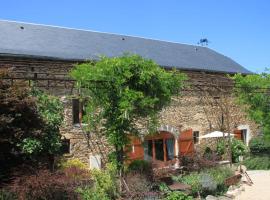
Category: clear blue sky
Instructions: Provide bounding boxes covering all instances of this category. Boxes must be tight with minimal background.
[0,0,269,73]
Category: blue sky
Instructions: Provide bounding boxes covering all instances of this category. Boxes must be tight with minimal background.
[0,0,269,73]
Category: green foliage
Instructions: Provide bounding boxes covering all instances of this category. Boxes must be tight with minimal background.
[203,147,213,159]
[0,72,63,165]
[59,158,88,170]
[77,163,118,200]
[204,167,233,186]
[164,191,193,200]
[159,183,193,200]
[243,156,270,170]
[232,72,270,137]
[0,189,16,200]
[15,88,64,157]
[159,182,171,194]
[70,55,186,168]
[199,173,217,195]
[77,186,110,200]
[231,138,248,162]
[173,167,233,197]
[174,172,202,196]
[249,137,270,155]
[216,140,226,156]
[30,88,64,155]
[20,138,43,155]
[127,159,152,173]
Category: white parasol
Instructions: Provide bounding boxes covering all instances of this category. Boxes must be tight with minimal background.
[199,131,234,139]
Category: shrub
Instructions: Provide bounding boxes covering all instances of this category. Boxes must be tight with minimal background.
[203,147,213,160]
[59,158,88,170]
[231,139,248,162]
[243,156,270,170]
[164,191,193,200]
[173,167,233,197]
[174,172,201,196]
[77,186,110,200]
[180,155,217,171]
[0,189,16,200]
[249,137,270,155]
[78,163,118,200]
[125,173,153,198]
[204,167,233,195]
[127,160,152,174]
[216,140,226,156]
[8,168,91,200]
[200,173,217,195]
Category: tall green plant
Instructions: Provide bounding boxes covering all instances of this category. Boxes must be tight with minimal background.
[19,89,64,157]
[70,55,186,170]
[232,72,270,138]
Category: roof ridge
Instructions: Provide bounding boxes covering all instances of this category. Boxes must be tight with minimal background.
[0,19,205,49]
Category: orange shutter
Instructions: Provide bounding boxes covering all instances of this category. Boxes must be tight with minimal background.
[178,129,194,156]
[126,136,144,161]
[234,130,242,140]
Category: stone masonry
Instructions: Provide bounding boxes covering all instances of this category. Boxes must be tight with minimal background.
[0,56,259,167]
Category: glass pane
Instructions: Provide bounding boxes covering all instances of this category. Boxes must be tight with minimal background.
[155,139,164,161]
[144,140,153,161]
[166,138,175,160]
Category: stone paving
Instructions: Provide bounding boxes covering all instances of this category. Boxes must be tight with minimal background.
[236,170,270,200]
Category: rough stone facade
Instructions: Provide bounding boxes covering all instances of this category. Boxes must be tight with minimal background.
[0,56,259,167]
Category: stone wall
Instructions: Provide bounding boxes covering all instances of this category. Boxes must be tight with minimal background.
[0,56,259,166]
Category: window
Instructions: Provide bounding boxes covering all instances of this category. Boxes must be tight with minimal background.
[193,131,200,144]
[72,99,86,125]
[155,139,164,161]
[241,129,247,145]
[143,133,175,162]
[61,139,70,154]
[166,138,175,160]
[144,140,153,161]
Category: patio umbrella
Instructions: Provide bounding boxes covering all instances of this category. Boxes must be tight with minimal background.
[199,131,234,139]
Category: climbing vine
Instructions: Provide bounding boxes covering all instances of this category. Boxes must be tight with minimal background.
[70,54,187,169]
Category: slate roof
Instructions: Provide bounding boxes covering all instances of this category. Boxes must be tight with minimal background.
[0,20,251,74]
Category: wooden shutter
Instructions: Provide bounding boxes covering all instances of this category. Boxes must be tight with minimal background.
[234,130,242,140]
[178,129,194,156]
[126,136,144,161]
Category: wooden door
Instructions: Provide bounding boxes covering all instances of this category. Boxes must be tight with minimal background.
[178,129,194,156]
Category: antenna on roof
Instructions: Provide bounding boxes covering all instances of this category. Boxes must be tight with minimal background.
[197,38,210,46]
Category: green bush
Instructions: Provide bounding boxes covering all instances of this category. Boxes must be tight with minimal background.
[243,156,270,170]
[127,160,152,173]
[77,186,110,200]
[216,140,226,156]
[173,172,201,196]
[0,189,16,200]
[231,139,248,162]
[77,163,118,200]
[173,167,233,197]
[199,173,217,196]
[164,191,193,200]
[59,158,88,170]
[204,167,233,195]
[249,137,270,155]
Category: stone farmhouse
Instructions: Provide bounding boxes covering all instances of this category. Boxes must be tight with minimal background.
[0,20,258,168]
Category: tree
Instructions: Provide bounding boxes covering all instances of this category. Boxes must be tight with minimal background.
[232,72,270,138]
[70,55,186,171]
[0,69,63,172]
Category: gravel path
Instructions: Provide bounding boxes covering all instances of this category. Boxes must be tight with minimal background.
[236,170,270,200]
